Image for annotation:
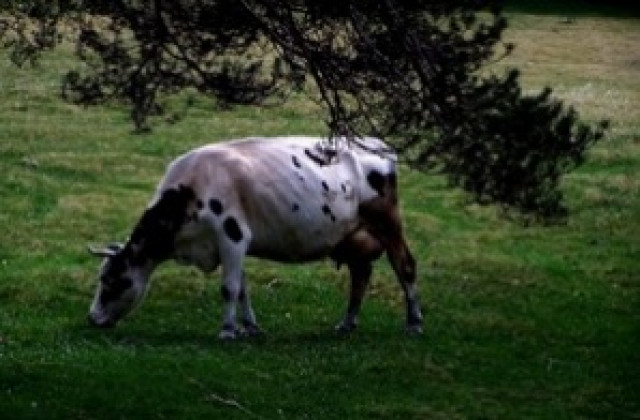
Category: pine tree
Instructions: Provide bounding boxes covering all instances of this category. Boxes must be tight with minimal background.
[0,0,607,218]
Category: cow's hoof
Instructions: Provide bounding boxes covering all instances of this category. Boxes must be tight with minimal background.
[242,323,263,338]
[218,326,240,340]
[405,324,423,336]
[335,321,357,335]
[87,314,116,329]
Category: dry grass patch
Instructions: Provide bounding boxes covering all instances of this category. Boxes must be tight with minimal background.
[500,15,640,130]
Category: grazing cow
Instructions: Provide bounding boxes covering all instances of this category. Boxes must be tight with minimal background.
[88,136,422,338]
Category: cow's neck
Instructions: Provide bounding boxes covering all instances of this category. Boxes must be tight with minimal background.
[123,241,163,279]
[127,185,195,265]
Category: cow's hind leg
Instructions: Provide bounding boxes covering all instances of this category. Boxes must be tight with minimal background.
[332,229,383,333]
[359,196,423,334]
[387,238,423,334]
[336,260,373,333]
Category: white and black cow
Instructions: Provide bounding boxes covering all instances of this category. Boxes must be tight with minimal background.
[88,136,422,338]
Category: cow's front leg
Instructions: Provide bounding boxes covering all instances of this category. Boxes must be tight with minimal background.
[219,269,242,340]
[239,272,261,336]
[218,228,249,340]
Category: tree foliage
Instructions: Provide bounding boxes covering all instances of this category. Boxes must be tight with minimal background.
[0,0,607,218]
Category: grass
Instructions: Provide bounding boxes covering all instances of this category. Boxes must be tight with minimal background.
[1,11,639,419]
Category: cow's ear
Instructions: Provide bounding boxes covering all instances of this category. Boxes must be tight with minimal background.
[87,243,123,258]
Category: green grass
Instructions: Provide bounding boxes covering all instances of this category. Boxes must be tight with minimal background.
[1,13,639,419]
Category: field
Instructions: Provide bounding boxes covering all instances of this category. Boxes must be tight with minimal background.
[1,9,639,419]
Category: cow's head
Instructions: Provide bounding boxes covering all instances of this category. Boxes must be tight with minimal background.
[87,243,153,328]
[86,186,194,327]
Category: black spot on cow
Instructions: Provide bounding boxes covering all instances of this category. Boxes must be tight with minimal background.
[305,148,329,166]
[209,198,223,216]
[292,203,300,212]
[367,170,386,196]
[223,217,243,242]
[322,204,337,222]
[321,181,329,192]
[341,183,347,193]
[196,199,203,209]
[292,155,301,168]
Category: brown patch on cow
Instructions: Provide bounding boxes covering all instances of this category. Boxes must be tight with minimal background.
[357,197,406,257]
[331,229,384,268]
[357,172,415,284]
[355,192,421,328]
[331,171,421,331]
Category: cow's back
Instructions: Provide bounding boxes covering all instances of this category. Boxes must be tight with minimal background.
[162,136,396,262]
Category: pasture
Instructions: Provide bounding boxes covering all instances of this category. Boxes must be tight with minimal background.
[0,10,638,419]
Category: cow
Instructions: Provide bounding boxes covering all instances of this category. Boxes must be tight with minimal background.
[87,136,423,339]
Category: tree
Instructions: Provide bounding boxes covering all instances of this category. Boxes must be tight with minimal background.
[0,0,607,219]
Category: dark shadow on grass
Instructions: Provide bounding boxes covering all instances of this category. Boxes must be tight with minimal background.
[65,318,422,350]
[67,322,219,349]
